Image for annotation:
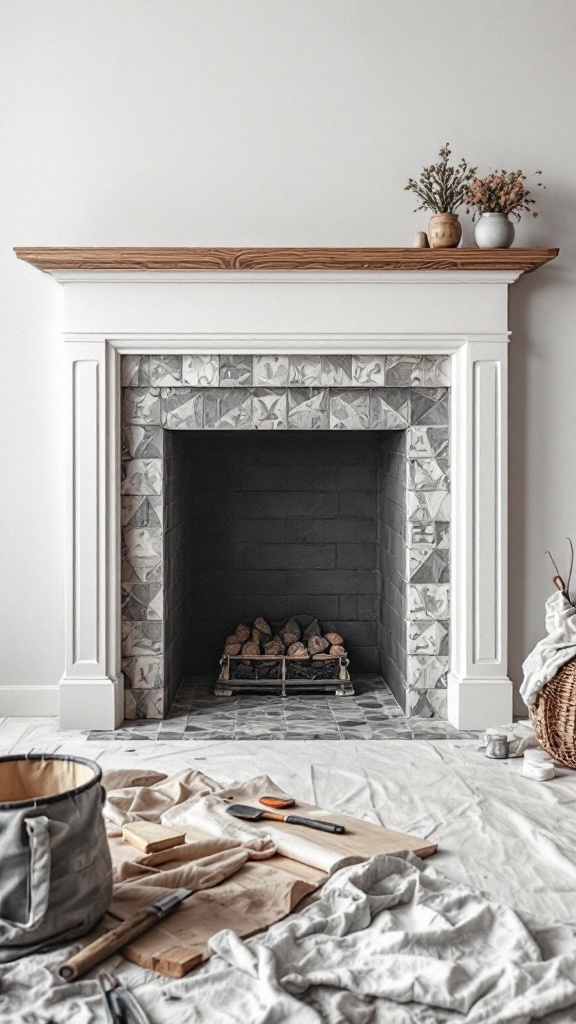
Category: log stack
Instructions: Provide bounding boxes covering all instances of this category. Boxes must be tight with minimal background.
[223,617,345,659]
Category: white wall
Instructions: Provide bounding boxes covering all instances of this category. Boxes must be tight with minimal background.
[1,0,574,716]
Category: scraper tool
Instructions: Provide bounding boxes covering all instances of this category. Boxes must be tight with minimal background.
[227,803,345,834]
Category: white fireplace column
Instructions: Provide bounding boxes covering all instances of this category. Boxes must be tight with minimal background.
[14,251,556,731]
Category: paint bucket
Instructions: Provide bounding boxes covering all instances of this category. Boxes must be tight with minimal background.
[0,754,112,961]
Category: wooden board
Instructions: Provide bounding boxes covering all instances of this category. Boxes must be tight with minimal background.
[246,800,437,860]
[105,804,436,977]
[14,246,559,274]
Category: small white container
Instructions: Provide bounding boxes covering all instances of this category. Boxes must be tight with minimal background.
[474,212,515,249]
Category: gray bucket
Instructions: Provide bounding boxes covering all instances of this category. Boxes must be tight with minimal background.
[0,754,112,961]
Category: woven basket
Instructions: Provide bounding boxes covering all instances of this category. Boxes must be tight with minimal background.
[530,656,576,769]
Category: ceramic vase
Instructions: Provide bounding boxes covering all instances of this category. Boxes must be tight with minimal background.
[474,212,515,249]
[427,213,462,249]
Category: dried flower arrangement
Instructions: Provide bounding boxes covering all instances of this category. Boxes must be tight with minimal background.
[404,144,477,214]
[464,169,545,221]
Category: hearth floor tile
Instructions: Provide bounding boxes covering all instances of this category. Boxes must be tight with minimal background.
[106,676,483,741]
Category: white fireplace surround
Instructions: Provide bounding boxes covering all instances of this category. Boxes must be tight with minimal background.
[49,267,520,731]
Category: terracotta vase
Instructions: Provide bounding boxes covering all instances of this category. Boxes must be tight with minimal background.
[427,212,462,249]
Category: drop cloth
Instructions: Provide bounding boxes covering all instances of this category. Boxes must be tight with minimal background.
[1,727,576,1022]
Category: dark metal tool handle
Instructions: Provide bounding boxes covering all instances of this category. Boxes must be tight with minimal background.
[285,814,345,834]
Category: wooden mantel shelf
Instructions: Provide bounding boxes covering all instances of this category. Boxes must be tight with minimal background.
[14,246,558,274]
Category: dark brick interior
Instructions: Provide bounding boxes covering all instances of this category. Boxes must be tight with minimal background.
[164,430,406,689]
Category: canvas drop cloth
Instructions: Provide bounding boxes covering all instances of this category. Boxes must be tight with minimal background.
[2,852,576,1023]
[3,753,576,1023]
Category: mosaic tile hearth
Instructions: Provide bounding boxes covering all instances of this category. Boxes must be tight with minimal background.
[120,353,451,722]
[88,677,481,742]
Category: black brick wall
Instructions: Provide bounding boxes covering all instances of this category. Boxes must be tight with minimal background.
[166,431,385,675]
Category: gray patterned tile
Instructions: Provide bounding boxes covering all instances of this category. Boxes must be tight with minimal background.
[407,491,450,524]
[122,582,163,621]
[254,356,289,388]
[161,388,204,429]
[219,355,253,387]
[122,527,163,582]
[408,458,450,491]
[122,495,163,529]
[288,356,322,387]
[121,355,151,387]
[410,388,449,426]
[125,687,164,720]
[182,355,219,387]
[408,520,449,548]
[409,546,449,583]
[352,356,385,387]
[321,355,353,387]
[408,619,449,655]
[123,656,163,689]
[122,425,164,460]
[123,388,161,425]
[384,356,418,387]
[151,356,182,387]
[410,356,450,387]
[121,460,163,496]
[408,583,449,620]
[407,688,447,719]
[407,426,449,459]
[252,389,287,429]
[204,388,252,429]
[369,388,410,429]
[407,655,448,689]
[122,558,162,585]
[330,389,370,429]
[122,620,164,657]
[287,389,329,429]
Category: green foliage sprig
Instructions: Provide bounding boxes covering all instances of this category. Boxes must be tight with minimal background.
[405,144,477,214]
[464,169,544,221]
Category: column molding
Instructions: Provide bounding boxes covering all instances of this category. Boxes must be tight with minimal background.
[447,338,513,729]
[59,339,123,729]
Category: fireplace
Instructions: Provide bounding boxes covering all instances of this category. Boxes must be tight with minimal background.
[121,363,450,719]
[15,246,558,731]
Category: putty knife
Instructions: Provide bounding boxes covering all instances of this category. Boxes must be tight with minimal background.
[227,803,345,834]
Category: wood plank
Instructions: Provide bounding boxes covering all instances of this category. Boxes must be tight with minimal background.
[104,804,436,977]
[13,246,559,273]
[247,800,437,860]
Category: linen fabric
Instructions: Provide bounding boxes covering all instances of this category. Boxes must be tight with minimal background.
[2,853,576,1023]
[521,590,576,706]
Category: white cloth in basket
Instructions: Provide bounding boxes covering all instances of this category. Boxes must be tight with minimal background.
[521,590,576,707]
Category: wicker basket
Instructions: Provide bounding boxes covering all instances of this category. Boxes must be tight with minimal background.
[530,656,576,769]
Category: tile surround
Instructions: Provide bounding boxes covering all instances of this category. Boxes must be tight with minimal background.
[120,353,450,722]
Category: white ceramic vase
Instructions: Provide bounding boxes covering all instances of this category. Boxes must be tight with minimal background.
[474,212,515,249]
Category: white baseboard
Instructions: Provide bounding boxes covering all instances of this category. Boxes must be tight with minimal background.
[447,674,514,730]
[0,686,59,717]
[59,675,123,730]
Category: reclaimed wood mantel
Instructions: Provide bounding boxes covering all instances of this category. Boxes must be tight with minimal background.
[14,246,558,273]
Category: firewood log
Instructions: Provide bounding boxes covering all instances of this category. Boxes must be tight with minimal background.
[263,636,285,656]
[324,632,343,646]
[235,624,250,643]
[279,618,301,644]
[226,635,240,646]
[329,645,346,656]
[303,619,321,642]
[241,640,260,657]
[224,643,241,656]
[307,635,329,655]
[254,617,272,637]
[287,642,307,658]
